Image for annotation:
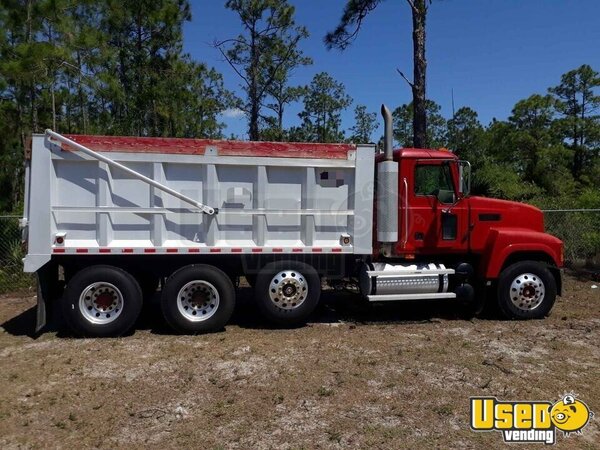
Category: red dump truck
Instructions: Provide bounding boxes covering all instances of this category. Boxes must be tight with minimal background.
[22,105,563,336]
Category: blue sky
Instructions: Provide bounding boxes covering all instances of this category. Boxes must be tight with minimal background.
[183,0,600,140]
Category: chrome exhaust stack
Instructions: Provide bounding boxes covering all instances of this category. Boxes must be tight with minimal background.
[382,104,394,161]
[377,105,398,253]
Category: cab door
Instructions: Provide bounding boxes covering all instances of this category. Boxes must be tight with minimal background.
[397,159,469,255]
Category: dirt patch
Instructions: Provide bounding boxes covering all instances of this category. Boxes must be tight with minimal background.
[1,275,599,449]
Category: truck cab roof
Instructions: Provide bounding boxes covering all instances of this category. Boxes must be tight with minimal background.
[375,148,458,162]
[395,148,458,160]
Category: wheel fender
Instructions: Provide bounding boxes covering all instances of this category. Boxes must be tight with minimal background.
[480,228,563,279]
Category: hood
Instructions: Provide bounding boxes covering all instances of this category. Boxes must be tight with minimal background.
[468,196,545,232]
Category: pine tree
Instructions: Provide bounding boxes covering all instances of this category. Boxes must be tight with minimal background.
[0,0,234,211]
[549,64,600,179]
[393,100,445,148]
[298,72,352,143]
[216,0,309,141]
[349,105,378,143]
[447,107,485,164]
[326,0,431,148]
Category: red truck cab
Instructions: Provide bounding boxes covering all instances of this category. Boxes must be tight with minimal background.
[372,146,563,318]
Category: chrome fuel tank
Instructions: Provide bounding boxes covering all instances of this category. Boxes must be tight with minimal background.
[359,262,450,296]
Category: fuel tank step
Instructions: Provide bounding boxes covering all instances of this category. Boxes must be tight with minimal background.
[366,268,455,277]
[367,292,457,302]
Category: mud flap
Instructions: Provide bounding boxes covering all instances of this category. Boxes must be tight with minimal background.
[35,272,47,333]
[35,263,58,333]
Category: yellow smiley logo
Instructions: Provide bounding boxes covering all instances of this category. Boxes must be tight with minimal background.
[550,395,593,434]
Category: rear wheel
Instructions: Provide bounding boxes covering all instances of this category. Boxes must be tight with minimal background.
[161,265,235,334]
[254,261,320,326]
[62,265,143,337]
[497,261,556,319]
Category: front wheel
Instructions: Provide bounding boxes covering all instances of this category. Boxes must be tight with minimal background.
[161,265,235,334]
[254,261,320,326]
[497,261,557,319]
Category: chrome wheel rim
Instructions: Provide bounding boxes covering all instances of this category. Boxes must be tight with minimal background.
[177,280,220,322]
[510,273,545,311]
[79,282,124,324]
[268,270,308,310]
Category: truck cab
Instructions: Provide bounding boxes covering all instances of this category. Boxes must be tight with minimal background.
[367,129,563,319]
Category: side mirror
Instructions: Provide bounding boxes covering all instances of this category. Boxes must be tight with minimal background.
[458,161,471,196]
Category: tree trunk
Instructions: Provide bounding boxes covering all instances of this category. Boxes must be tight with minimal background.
[277,99,284,140]
[15,92,26,209]
[49,23,57,131]
[572,103,580,178]
[136,14,143,136]
[249,99,259,140]
[77,51,88,133]
[411,0,427,148]
[26,0,38,133]
[51,82,56,131]
[248,22,260,141]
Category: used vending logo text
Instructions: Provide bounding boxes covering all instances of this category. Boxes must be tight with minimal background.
[470,394,593,444]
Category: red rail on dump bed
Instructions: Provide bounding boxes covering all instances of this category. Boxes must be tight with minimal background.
[60,135,356,159]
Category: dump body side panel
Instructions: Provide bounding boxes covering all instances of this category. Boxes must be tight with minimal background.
[24,134,375,272]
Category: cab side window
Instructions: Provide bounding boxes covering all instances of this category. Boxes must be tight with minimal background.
[414,164,454,201]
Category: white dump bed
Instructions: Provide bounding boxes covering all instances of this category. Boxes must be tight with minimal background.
[23,132,375,272]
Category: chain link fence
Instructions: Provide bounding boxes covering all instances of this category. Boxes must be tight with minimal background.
[542,209,600,266]
[0,210,598,295]
[0,216,34,294]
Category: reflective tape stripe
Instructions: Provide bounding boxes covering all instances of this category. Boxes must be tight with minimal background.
[51,246,350,254]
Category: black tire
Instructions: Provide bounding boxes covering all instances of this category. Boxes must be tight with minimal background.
[62,265,143,337]
[497,261,557,319]
[254,261,320,326]
[161,264,235,334]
